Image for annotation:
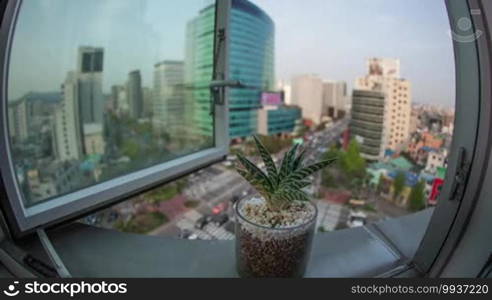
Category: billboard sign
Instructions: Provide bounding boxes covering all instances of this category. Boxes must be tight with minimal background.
[261,92,282,106]
[368,58,400,78]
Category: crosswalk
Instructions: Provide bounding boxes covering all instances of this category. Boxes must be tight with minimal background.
[175,210,234,240]
[316,201,347,231]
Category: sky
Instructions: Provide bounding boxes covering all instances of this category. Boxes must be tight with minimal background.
[8,0,210,100]
[9,0,455,107]
[250,0,455,107]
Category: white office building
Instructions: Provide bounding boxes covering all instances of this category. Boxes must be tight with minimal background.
[153,60,185,134]
[291,74,324,124]
[355,58,412,152]
[323,80,349,120]
[53,72,84,161]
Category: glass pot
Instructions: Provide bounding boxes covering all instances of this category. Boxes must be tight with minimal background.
[235,197,317,278]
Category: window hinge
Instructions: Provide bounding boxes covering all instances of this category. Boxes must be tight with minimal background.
[0,239,57,278]
[449,147,470,202]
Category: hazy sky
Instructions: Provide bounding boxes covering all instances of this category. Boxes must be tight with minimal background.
[8,0,210,100]
[9,0,455,107]
[250,0,455,107]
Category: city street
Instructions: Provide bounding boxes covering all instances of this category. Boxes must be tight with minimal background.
[149,119,350,239]
[316,200,350,232]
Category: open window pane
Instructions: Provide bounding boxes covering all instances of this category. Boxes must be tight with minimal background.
[1,0,228,233]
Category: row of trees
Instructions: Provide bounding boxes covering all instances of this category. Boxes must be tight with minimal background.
[321,140,367,192]
[322,139,426,211]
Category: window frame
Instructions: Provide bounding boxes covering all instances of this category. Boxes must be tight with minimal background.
[0,0,232,236]
[0,0,488,278]
[412,0,491,276]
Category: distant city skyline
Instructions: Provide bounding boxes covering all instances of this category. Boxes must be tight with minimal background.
[250,0,455,107]
[9,0,455,107]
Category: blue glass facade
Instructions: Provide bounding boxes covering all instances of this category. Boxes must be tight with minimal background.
[229,0,274,138]
[187,0,274,139]
[267,107,301,135]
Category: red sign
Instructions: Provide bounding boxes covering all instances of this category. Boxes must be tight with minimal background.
[429,178,444,206]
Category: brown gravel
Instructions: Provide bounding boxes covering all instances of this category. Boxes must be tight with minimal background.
[235,197,317,277]
[236,224,315,277]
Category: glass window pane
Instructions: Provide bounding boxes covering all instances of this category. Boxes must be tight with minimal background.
[7,0,217,207]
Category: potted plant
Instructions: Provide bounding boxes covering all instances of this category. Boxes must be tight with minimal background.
[234,136,336,277]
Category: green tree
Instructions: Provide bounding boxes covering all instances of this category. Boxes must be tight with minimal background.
[393,172,406,200]
[340,139,366,180]
[122,140,140,160]
[409,180,426,212]
[377,175,385,193]
[321,169,336,188]
[323,145,340,161]
[321,146,340,188]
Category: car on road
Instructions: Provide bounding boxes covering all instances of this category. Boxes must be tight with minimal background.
[195,215,212,229]
[179,229,193,239]
[212,202,228,214]
[187,233,199,240]
[211,214,229,226]
[347,211,367,228]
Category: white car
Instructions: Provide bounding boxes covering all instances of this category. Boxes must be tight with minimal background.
[187,233,199,240]
[347,211,367,228]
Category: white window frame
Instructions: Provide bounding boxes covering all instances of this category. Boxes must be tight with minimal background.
[0,0,232,235]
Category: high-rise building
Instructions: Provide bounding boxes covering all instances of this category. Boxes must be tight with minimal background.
[142,87,153,118]
[350,90,386,160]
[322,81,348,120]
[8,98,28,142]
[110,85,128,115]
[77,46,104,125]
[186,0,274,138]
[257,106,302,136]
[53,72,84,161]
[153,61,185,134]
[8,92,61,143]
[127,70,144,119]
[277,80,292,105]
[355,58,412,152]
[291,74,324,124]
[83,123,105,156]
[53,47,105,162]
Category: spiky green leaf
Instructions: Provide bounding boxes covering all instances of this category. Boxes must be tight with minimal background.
[279,158,336,189]
[289,180,311,190]
[236,167,272,200]
[278,143,299,179]
[292,148,307,170]
[252,135,278,184]
[236,153,274,191]
[273,187,310,203]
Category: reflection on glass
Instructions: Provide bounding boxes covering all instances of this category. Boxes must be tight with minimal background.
[7,0,216,207]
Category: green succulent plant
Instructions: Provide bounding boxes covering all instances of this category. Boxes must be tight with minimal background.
[235,136,336,211]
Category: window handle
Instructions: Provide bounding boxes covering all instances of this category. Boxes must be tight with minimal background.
[449,147,470,202]
[209,80,245,115]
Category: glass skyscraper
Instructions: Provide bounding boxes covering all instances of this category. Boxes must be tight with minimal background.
[186,0,274,139]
